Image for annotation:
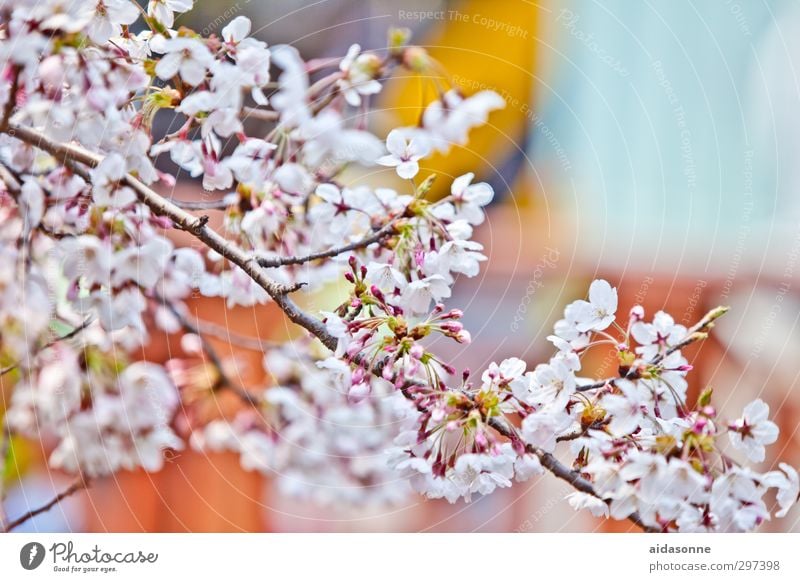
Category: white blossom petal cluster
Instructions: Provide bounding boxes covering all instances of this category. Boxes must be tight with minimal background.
[190,345,419,506]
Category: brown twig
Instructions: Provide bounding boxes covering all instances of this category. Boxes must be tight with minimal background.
[576,306,729,393]
[170,197,231,210]
[2,476,89,533]
[0,161,21,195]
[486,416,659,532]
[158,298,260,407]
[0,317,93,377]
[256,221,397,268]
[0,64,20,133]
[194,319,280,352]
[0,423,11,528]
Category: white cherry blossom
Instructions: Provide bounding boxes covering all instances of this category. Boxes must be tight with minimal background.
[728,399,780,462]
[377,129,431,179]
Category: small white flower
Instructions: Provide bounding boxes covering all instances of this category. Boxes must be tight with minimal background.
[147,0,193,28]
[366,262,407,292]
[85,0,139,44]
[601,380,649,436]
[513,452,544,482]
[200,137,233,191]
[308,183,372,243]
[481,358,530,400]
[225,138,277,183]
[529,359,576,407]
[112,236,173,288]
[632,310,687,359]
[728,399,779,462]
[400,276,452,314]
[676,505,717,532]
[377,129,431,179]
[90,153,137,208]
[338,44,382,107]
[222,15,251,44]
[423,90,505,152]
[572,279,618,332]
[566,491,609,517]
[435,239,486,277]
[521,406,572,452]
[320,311,348,339]
[156,38,214,86]
[763,463,799,518]
[19,178,44,236]
[449,173,494,225]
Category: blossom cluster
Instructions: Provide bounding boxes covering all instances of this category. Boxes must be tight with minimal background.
[0,0,796,532]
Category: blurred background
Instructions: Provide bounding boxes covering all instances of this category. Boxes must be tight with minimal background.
[3,0,800,532]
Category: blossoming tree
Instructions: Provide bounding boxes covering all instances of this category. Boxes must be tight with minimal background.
[0,0,797,533]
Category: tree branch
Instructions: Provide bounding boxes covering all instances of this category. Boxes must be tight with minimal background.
[256,221,397,268]
[194,319,281,352]
[2,476,89,533]
[159,298,261,407]
[0,424,11,529]
[6,122,339,352]
[486,416,659,532]
[0,65,20,133]
[576,306,729,393]
[170,197,231,210]
[0,317,93,377]
[0,161,21,195]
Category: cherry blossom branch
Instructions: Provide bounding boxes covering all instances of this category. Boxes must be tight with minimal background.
[0,161,21,194]
[241,70,344,123]
[652,305,728,365]
[194,319,281,352]
[0,423,10,528]
[5,122,339,353]
[486,416,659,532]
[576,305,729,393]
[256,221,397,268]
[2,123,662,533]
[0,317,93,377]
[241,106,278,122]
[2,475,89,533]
[158,298,260,407]
[169,197,231,210]
[0,65,20,133]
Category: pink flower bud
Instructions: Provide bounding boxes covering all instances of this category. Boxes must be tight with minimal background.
[348,381,370,403]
